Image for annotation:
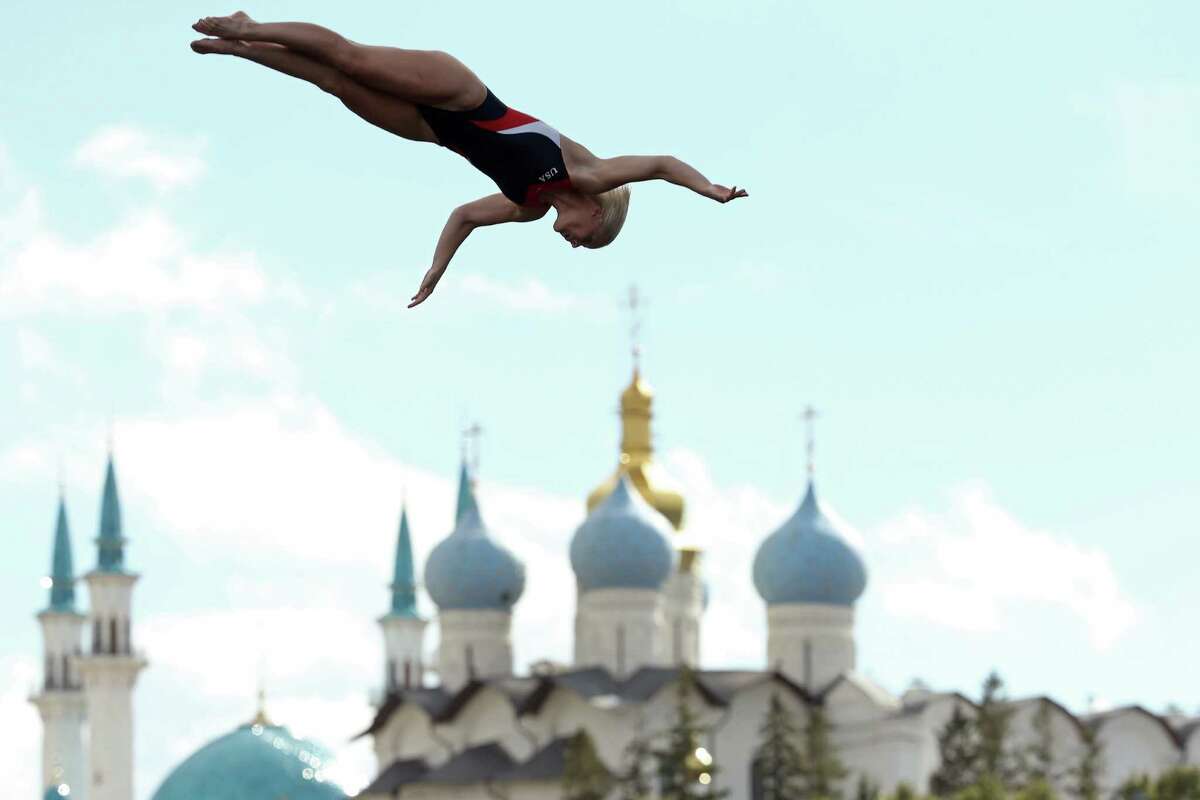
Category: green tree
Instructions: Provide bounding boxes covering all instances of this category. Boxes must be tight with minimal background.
[563,729,614,800]
[976,672,1020,787]
[616,732,655,800]
[1115,775,1154,800]
[1016,779,1059,800]
[856,774,882,800]
[754,692,806,800]
[890,783,919,800]
[1026,700,1056,784]
[653,666,728,800]
[1151,768,1200,800]
[799,701,848,800]
[953,774,1007,800]
[930,705,981,797]
[1067,724,1103,800]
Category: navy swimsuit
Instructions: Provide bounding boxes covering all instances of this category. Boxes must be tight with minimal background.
[417,88,572,207]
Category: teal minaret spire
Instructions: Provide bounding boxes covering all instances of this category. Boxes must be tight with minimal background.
[96,453,126,572]
[48,496,77,611]
[388,505,419,618]
[378,496,428,692]
[454,458,478,523]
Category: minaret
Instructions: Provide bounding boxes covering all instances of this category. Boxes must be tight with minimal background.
[752,409,868,691]
[585,286,702,666]
[30,493,88,800]
[76,452,147,800]
[379,502,428,691]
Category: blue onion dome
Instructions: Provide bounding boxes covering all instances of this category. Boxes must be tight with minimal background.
[424,488,526,611]
[753,483,867,606]
[150,720,345,800]
[571,473,676,592]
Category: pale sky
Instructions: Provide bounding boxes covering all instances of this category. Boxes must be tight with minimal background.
[2,1,1198,797]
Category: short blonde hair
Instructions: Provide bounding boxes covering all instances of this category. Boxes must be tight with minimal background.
[588,185,631,248]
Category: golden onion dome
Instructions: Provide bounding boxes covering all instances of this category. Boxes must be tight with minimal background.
[587,368,685,530]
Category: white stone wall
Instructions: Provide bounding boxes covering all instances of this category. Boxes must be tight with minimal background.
[380,615,428,691]
[374,704,451,770]
[84,572,138,655]
[441,687,534,761]
[574,588,666,678]
[437,610,513,691]
[31,690,88,800]
[1094,709,1181,793]
[77,655,146,800]
[766,604,855,692]
[663,569,703,667]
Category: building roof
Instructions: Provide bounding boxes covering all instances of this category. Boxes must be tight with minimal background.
[357,757,428,796]
[493,736,577,783]
[412,743,515,786]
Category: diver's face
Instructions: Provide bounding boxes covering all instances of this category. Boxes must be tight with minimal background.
[553,203,602,248]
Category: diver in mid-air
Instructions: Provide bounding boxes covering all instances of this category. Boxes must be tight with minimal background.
[191,12,748,308]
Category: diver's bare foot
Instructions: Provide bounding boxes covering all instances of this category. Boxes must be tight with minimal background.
[190,37,244,55]
[193,11,254,39]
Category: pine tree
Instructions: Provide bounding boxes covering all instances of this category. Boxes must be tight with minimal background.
[891,783,919,800]
[800,701,848,800]
[930,705,981,797]
[754,692,806,800]
[1026,700,1056,784]
[1151,766,1200,800]
[856,774,882,800]
[1016,779,1059,800]
[1068,723,1103,800]
[653,666,728,800]
[1115,774,1153,800]
[563,729,614,800]
[617,732,655,800]
[976,672,1019,787]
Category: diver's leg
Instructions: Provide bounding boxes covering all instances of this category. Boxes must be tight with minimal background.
[191,39,437,143]
[193,13,486,109]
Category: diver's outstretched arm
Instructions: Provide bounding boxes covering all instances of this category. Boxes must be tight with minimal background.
[408,195,548,308]
[574,155,748,203]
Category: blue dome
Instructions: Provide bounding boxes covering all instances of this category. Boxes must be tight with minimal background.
[150,721,345,800]
[571,475,676,591]
[753,483,867,606]
[43,786,68,800]
[424,499,526,611]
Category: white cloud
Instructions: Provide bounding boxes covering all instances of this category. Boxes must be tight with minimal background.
[0,207,269,316]
[1113,82,1200,196]
[73,125,205,193]
[0,656,41,799]
[873,482,1138,651]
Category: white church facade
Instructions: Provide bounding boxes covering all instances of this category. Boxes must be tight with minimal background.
[31,366,1200,799]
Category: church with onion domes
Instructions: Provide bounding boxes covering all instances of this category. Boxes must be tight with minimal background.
[31,361,1200,800]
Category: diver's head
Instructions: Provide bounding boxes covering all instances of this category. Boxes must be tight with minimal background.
[552,185,631,248]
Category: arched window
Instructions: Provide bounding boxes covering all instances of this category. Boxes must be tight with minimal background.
[93,620,102,654]
[616,624,627,676]
[110,618,119,655]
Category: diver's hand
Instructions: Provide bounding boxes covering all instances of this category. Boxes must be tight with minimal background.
[409,265,445,309]
[706,184,749,203]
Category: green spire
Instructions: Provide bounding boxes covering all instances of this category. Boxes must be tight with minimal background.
[454,458,479,523]
[47,496,77,611]
[96,454,126,572]
[388,504,419,618]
